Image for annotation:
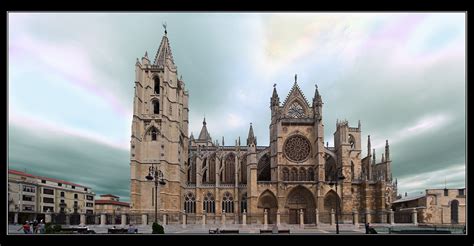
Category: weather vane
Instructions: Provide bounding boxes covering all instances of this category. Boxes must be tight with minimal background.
[163,22,167,35]
[273,83,276,88]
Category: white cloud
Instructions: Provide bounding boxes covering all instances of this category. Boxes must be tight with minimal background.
[397,164,465,194]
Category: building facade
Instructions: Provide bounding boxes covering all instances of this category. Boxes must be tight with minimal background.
[95,194,130,224]
[392,188,466,225]
[8,169,95,224]
[130,30,398,225]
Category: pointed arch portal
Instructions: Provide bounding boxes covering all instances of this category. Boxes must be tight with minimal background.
[285,186,316,224]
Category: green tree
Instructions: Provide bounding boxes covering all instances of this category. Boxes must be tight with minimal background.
[152,222,164,234]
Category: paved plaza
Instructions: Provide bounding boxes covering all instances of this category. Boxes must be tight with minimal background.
[9,223,443,235]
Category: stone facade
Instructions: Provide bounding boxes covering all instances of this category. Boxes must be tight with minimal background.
[95,194,130,215]
[392,188,466,225]
[130,31,397,225]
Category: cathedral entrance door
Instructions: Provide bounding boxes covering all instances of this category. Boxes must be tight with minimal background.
[286,186,316,224]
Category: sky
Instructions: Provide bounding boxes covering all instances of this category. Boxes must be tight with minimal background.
[8,13,466,201]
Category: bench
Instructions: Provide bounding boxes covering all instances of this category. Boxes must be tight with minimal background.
[260,229,290,234]
[108,228,129,234]
[60,227,94,234]
[209,229,239,234]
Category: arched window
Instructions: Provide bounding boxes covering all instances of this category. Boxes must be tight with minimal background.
[203,192,215,213]
[282,168,289,181]
[224,153,235,184]
[241,193,247,213]
[154,77,160,94]
[151,128,158,141]
[222,192,234,213]
[202,158,207,183]
[153,101,160,114]
[240,158,247,184]
[351,161,355,180]
[299,168,306,181]
[208,154,216,184]
[308,167,315,181]
[349,135,355,149]
[257,154,271,181]
[325,155,336,181]
[188,157,196,184]
[290,168,298,181]
[184,192,196,213]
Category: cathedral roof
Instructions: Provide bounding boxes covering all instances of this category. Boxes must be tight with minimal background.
[282,79,311,108]
[153,32,176,68]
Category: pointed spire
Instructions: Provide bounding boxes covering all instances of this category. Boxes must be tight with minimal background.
[190,132,195,141]
[247,123,257,146]
[367,135,371,157]
[385,139,390,161]
[271,83,279,107]
[238,136,241,146]
[144,51,149,59]
[154,26,175,67]
[313,84,323,106]
[381,153,385,163]
[198,117,211,141]
[294,74,297,83]
[372,148,376,165]
[222,136,225,146]
[358,120,361,130]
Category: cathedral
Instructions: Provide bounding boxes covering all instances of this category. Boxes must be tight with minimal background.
[129,29,398,225]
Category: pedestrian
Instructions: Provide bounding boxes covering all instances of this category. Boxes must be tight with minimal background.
[18,221,31,234]
[365,222,370,234]
[127,224,135,234]
[33,220,38,233]
[39,220,45,234]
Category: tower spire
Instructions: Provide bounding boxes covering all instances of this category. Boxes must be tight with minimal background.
[367,135,371,157]
[154,24,175,67]
[372,148,376,165]
[385,139,390,161]
[294,74,297,83]
[271,83,280,107]
[247,123,257,146]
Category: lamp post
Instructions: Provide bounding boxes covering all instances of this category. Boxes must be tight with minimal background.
[328,167,345,234]
[146,165,166,224]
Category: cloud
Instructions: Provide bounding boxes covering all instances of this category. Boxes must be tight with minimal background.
[397,164,465,194]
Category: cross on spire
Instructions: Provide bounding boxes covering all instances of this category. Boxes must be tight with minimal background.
[163,22,167,35]
[294,74,297,83]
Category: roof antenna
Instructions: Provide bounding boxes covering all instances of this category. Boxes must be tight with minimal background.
[162,22,167,35]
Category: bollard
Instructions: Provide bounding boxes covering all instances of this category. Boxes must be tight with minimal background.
[330,209,335,225]
[389,209,395,225]
[276,210,281,226]
[264,209,268,228]
[163,214,167,225]
[242,209,247,226]
[365,209,371,224]
[66,214,70,225]
[353,209,359,228]
[300,209,304,228]
[182,210,187,228]
[81,213,86,226]
[100,214,106,226]
[315,209,319,226]
[142,214,148,226]
[121,214,127,227]
[411,208,418,225]
[222,210,226,227]
[202,210,206,226]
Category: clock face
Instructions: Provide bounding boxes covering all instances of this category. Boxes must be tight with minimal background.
[287,102,305,118]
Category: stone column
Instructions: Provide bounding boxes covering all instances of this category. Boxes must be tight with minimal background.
[352,209,359,228]
[65,214,70,225]
[182,210,187,228]
[142,214,148,226]
[162,214,167,225]
[221,210,226,227]
[100,214,106,226]
[264,209,268,228]
[242,209,247,226]
[121,214,127,226]
[14,212,19,224]
[411,208,418,225]
[45,212,52,224]
[365,209,371,224]
[80,213,86,225]
[299,209,304,228]
[315,209,319,226]
[202,210,206,226]
[276,210,281,226]
[330,209,335,225]
[389,209,395,225]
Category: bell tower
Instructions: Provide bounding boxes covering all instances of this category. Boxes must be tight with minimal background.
[130,27,189,216]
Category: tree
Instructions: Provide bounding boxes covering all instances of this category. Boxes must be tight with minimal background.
[152,222,164,234]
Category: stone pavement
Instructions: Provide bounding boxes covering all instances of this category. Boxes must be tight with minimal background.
[10,223,406,235]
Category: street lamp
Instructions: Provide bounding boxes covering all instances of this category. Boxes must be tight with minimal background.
[146,165,166,224]
[328,167,345,234]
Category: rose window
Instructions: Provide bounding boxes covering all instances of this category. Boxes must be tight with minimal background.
[284,135,311,162]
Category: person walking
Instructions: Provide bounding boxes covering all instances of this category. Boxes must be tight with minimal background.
[365,222,370,234]
[38,220,45,234]
[18,221,31,234]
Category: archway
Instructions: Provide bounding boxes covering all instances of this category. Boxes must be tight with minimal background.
[257,190,278,224]
[285,186,316,224]
[323,190,341,223]
[451,200,459,224]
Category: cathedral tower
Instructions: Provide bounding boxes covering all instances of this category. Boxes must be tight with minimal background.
[130,28,189,217]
